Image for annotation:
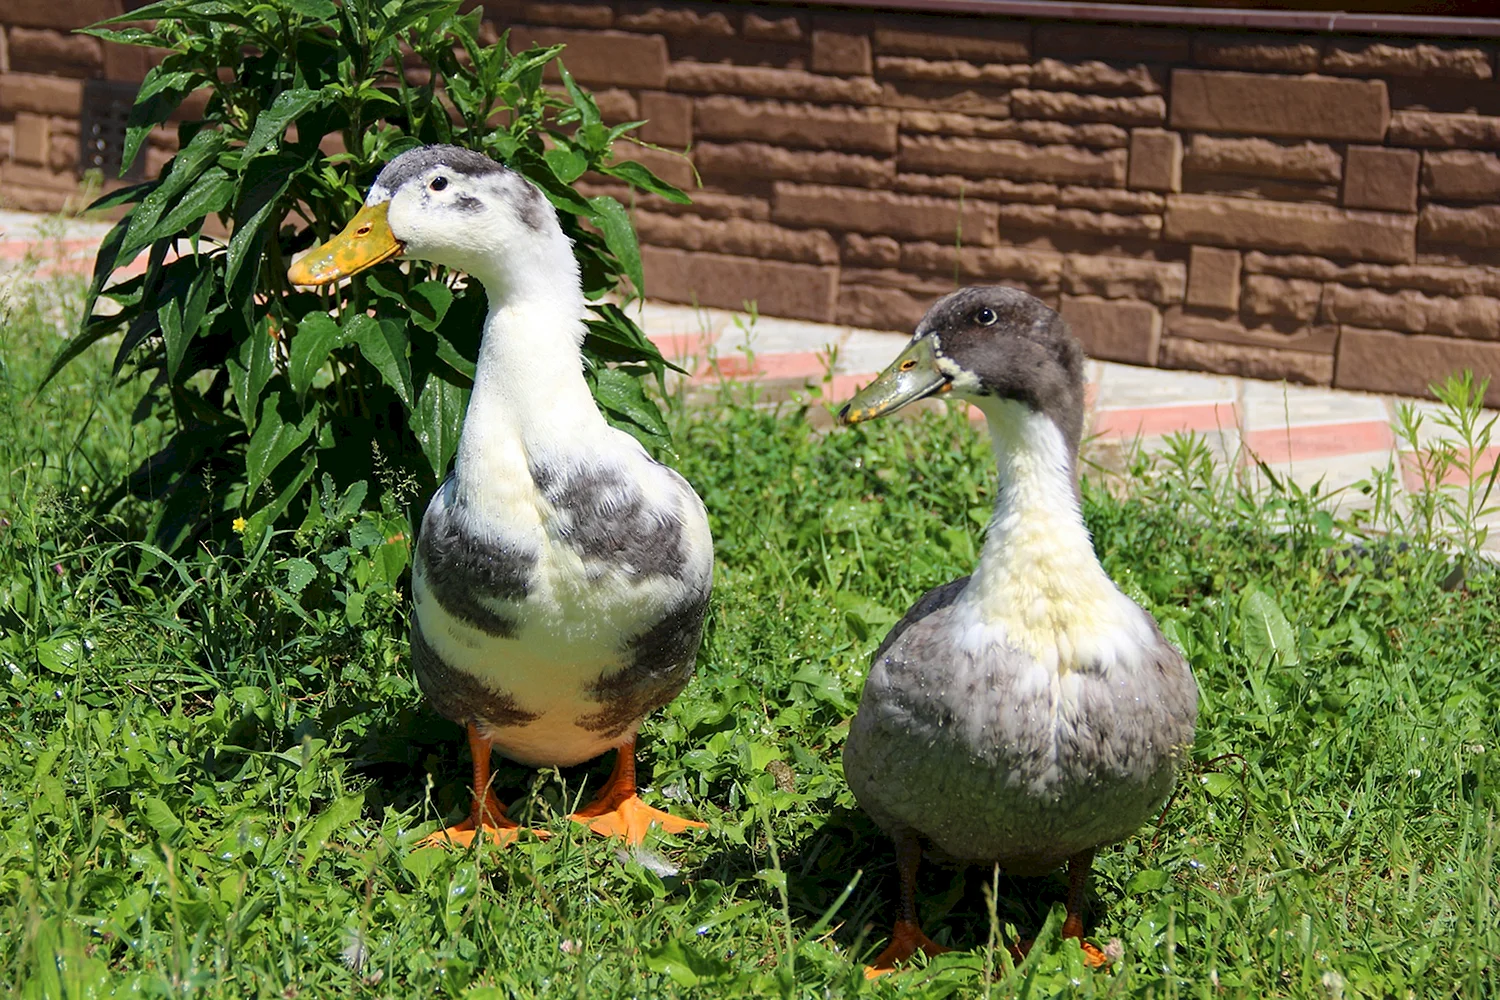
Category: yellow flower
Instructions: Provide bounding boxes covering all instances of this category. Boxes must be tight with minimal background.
[232,517,248,534]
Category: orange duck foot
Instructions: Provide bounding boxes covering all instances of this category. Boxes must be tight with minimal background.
[864,920,952,979]
[570,794,707,844]
[1012,936,1111,969]
[418,801,549,849]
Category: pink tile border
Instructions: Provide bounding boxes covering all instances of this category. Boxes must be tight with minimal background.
[1091,402,1239,440]
[699,350,825,381]
[1244,421,1394,464]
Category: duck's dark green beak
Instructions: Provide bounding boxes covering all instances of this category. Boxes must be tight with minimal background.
[838,337,951,425]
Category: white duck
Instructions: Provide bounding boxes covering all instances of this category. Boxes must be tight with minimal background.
[289,145,713,845]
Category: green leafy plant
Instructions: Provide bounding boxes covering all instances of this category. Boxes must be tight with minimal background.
[49,0,688,552]
[1389,371,1499,556]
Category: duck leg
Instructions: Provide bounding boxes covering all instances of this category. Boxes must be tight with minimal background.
[865,830,951,978]
[569,737,707,843]
[421,725,538,848]
[1060,849,1109,968]
[1013,849,1110,966]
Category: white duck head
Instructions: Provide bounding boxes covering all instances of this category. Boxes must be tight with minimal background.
[288,144,580,312]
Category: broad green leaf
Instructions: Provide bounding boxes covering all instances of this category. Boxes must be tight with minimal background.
[1240,588,1300,667]
[1127,869,1169,894]
[412,368,467,477]
[285,0,338,20]
[348,314,413,406]
[246,392,318,497]
[244,87,324,159]
[642,939,731,988]
[300,793,364,871]
[592,366,668,440]
[141,797,183,840]
[288,313,344,397]
[279,557,317,594]
[160,264,215,382]
[407,280,453,332]
[543,145,588,184]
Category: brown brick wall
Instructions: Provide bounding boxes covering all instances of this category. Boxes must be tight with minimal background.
[5,2,1500,402]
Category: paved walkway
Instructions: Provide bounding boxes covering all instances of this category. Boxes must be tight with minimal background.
[4,209,1496,552]
[641,300,1499,552]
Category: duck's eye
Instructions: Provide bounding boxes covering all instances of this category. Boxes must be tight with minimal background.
[975,308,997,326]
[430,176,449,192]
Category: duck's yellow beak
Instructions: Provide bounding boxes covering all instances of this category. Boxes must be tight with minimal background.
[838,336,952,425]
[287,202,404,287]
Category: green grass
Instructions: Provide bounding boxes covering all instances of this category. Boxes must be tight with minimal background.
[1,279,1497,999]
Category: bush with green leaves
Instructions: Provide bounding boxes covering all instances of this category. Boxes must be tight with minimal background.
[52,0,688,553]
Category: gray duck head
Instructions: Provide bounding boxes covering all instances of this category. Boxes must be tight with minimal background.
[838,286,1088,452]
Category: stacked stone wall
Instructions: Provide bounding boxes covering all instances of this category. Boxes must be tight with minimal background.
[5,1,1500,402]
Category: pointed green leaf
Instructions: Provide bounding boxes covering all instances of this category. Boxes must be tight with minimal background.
[348,314,413,407]
[244,453,317,541]
[121,129,224,259]
[159,300,187,381]
[229,319,276,430]
[543,144,588,184]
[141,797,183,841]
[227,153,299,293]
[246,392,317,497]
[244,87,324,159]
[288,313,344,397]
[412,368,468,478]
[600,157,692,203]
[153,166,235,241]
[586,195,643,297]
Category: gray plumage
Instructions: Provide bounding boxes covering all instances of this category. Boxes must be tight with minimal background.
[841,285,1198,894]
[844,581,1197,873]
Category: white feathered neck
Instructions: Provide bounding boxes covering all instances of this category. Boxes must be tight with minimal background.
[960,398,1149,671]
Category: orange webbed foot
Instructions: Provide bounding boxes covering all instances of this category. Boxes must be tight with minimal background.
[570,794,707,844]
[419,818,527,849]
[1012,935,1112,969]
[864,920,952,979]
[570,739,707,844]
[417,791,548,850]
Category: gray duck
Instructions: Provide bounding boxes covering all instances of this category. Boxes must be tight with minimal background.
[837,286,1198,973]
[290,145,713,845]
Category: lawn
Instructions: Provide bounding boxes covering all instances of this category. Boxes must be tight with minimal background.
[1,275,1496,998]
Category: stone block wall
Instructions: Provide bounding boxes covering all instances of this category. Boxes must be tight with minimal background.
[5,1,1500,403]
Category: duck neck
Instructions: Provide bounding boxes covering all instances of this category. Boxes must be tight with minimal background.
[453,263,605,508]
[962,398,1126,658]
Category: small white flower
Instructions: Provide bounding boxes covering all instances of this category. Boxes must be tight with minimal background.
[1320,970,1345,999]
[560,939,580,955]
[1408,768,1421,778]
